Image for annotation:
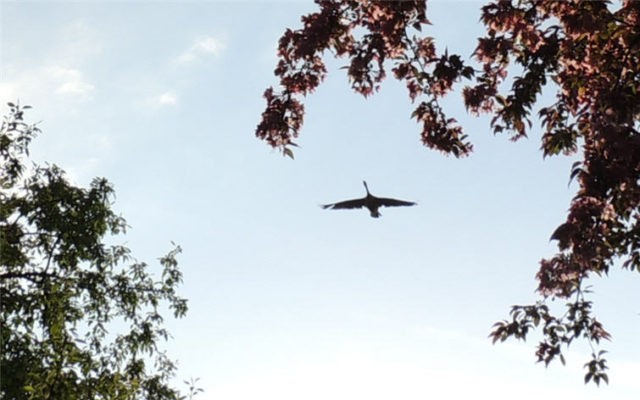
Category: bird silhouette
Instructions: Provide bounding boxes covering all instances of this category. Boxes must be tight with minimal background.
[321,181,416,218]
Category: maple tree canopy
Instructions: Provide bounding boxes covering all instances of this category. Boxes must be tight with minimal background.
[256,0,640,385]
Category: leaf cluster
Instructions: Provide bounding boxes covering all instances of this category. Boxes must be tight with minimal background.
[1,104,193,399]
[256,0,474,158]
[257,0,640,384]
[490,285,610,385]
[480,1,640,384]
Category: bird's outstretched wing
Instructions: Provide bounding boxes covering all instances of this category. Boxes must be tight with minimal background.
[321,198,365,210]
[376,197,416,208]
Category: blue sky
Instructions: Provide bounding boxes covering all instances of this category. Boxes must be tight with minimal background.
[2,1,639,399]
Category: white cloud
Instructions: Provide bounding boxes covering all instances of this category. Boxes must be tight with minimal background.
[158,92,177,105]
[198,321,640,400]
[0,80,20,106]
[142,91,178,109]
[0,65,95,107]
[193,36,225,54]
[49,66,95,97]
[203,351,619,400]
[0,18,103,108]
[176,35,226,64]
[57,80,94,95]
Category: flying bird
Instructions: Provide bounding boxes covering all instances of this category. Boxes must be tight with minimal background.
[321,181,416,218]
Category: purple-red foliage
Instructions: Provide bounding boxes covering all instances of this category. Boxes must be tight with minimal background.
[256,0,473,158]
[257,0,640,384]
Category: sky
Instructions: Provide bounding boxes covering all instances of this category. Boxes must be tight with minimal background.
[1,1,639,399]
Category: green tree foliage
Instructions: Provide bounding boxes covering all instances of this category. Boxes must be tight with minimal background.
[256,0,640,384]
[1,103,197,399]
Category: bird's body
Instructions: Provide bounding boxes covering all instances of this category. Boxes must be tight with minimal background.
[321,181,416,218]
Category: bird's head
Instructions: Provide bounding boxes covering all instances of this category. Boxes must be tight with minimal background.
[362,180,370,195]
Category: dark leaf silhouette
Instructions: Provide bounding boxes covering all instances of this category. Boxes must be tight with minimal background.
[1,104,194,399]
[260,0,640,384]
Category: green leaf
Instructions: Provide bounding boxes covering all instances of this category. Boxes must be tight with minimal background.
[1,104,193,399]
